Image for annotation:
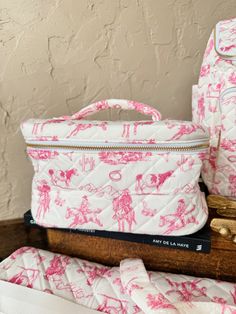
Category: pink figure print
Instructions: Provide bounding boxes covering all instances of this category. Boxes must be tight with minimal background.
[36,180,51,220]
[112,189,136,232]
[48,168,78,188]
[99,151,152,165]
[169,125,200,140]
[146,293,176,310]
[166,278,207,302]
[159,199,199,235]
[97,294,129,314]
[141,201,157,217]
[176,155,195,172]
[65,196,103,228]
[122,124,131,138]
[77,262,112,286]
[197,95,205,122]
[229,175,236,197]
[9,267,40,288]
[135,171,174,195]
[27,149,59,160]
[79,155,95,172]
[45,255,70,280]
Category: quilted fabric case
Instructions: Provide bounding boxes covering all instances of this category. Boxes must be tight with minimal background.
[192,18,236,197]
[0,247,236,314]
[21,99,209,235]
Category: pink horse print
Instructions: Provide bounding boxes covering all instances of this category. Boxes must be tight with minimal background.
[112,189,136,232]
[97,294,129,314]
[36,180,51,220]
[65,195,103,228]
[159,199,199,235]
[146,293,176,310]
[9,267,40,288]
[165,278,207,302]
[48,168,78,188]
[135,171,174,195]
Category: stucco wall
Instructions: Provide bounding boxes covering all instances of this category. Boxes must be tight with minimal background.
[0,0,236,220]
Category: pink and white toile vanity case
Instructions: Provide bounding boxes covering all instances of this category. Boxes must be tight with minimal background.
[21,99,209,236]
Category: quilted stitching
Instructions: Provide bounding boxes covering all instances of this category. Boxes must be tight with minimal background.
[192,18,236,197]
[0,248,235,314]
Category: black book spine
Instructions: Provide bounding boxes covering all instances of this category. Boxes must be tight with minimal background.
[24,211,211,253]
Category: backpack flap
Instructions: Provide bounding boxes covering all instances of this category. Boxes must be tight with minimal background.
[215,19,236,60]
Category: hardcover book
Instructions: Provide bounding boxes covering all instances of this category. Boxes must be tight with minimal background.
[24,210,211,253]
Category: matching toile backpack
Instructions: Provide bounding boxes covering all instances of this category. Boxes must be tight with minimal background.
[192,18,236,198]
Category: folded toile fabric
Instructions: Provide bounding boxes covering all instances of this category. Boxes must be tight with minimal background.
[0,247,235,314]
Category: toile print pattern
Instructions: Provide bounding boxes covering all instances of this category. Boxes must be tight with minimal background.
[192,18,236,197]
[0,247,236,314]
[21,99,208,235]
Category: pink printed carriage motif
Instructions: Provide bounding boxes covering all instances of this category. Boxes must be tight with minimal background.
[21,99,209,235]
[192,18,236,197]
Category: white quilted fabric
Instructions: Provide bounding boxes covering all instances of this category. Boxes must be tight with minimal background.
[0,247,235,314]
[192,18,236,197]
[21,99,209,236]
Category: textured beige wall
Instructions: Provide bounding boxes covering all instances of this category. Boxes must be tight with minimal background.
[0,0,236,220]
